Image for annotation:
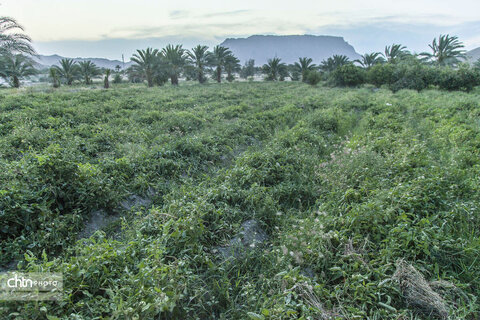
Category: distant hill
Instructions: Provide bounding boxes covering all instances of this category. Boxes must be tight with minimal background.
[220,35,361,65]
[466,47,480,63]
[32,54,133,70]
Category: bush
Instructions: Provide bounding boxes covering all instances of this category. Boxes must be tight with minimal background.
[389,62,435,92]
[304,70,322,85]
[436,65,480,92]
[332,64,366,87]
[367,63,395,87]
[113,73,122,84]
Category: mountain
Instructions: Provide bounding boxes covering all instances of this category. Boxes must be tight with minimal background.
[32,54,133,69]
[466,47,480,63]
[220,35,361,65]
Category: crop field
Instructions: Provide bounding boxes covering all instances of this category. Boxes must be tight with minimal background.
[0,82,479,319]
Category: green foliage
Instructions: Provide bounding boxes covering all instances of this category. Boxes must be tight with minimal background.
[186,45,213,83]
[54,58,79,85]
[241,59,256,79]
[48,67,60,88]
[0,53,37,87]
[0,16,36,56]
[211,46,233,83]
[104,69,111,89]
[304,70,322,85]
[420,34,466,66]
[367,63,396,87]
[78,60,100,85]
[320,54,350,72]
[161,44,187,85]
[0,83,479,319]
[130,48,163,87]
[435,64,480,92]
[225,54,241,82]
[389,61,435,92]
[294,57,317,82]
[332,64,366,86]
[262,57,288,81]
[113,72,122,84]
[384,44,410,63]
[355,52,385,68]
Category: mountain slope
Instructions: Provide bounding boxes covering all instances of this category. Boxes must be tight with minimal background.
[220,35,361,65]
[467,47,480,62]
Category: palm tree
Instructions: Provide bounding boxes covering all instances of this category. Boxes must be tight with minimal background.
[49,67,60,88]
[161,44,186,85]
[54,58,78,85]
[0,16,36,55]
[320,55,350,72]
[78,60,100,85]
[186,45,212,83]
[240,59,255,79]
[0,53,37,88]
[294,57,317,82]
[384,44,409,63]
[420,34,466,66]
[212,46,232,83]
[224,54,241,82]
[355,52,384,68]
[131,48,161,87]
[104,69,111,89]
[262,57,288,81]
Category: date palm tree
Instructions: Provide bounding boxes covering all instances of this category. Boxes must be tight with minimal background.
[131,48,161,87]
[225,54,241,82]
[420,34,466,66]
[187,45,212,83]
[78,60,100,85]
[212,46,232,83]
[294,57,317,82]
[104,69,111,89]
[320,55,350,72]
[384,44,409,63]
[262,57,288,81]
[161,44,186,85]
[0,16,36,55]
[355,52,384,68]
[54,58,79,85]
[49,67,60,88]
[0,53,37,88]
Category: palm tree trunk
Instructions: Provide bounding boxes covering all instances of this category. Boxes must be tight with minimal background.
[13,76,20,88]
[170,74,178,85]
[216,66,222,83]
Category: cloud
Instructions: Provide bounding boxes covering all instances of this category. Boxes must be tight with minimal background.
[169,10,190,19]
[106,17,310,41]
[200,10,250,18]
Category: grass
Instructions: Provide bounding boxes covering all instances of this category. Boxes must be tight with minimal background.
[0,82,479,319]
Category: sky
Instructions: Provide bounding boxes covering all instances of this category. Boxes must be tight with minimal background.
[2,0,480,60]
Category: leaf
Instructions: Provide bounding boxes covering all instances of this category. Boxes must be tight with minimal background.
[247,312,265,320]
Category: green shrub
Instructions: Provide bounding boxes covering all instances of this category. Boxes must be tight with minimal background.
[389,62,434,92]
[436,65,480,92]
[304,70,322,85]
[367,63,395,87]
[332,64,366,87]
[113,73,122,84]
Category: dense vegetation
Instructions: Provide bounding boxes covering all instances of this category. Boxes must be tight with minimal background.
[0,82,479,319]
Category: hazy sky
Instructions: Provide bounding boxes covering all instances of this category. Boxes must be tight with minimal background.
[3,0,480,60]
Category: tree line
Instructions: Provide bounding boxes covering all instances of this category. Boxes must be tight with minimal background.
[0,14,479,92]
